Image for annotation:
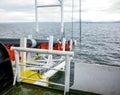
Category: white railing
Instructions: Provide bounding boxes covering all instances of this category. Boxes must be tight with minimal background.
[11,47,74,95]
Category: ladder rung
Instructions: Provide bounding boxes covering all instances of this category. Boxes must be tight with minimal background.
[37,4,61,8]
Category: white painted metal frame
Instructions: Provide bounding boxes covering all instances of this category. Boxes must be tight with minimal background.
[11,47,74,56]
[35,0,64,39]
[20,38,27,71]
[11,46,74,95]
[47,36,53,66]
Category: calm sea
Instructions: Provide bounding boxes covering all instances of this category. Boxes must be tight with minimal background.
[0,22,120,66]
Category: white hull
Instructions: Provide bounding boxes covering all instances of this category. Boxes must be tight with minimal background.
[71,63,120,95]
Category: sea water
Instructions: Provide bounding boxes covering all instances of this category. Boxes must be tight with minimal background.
[0,22,120,66]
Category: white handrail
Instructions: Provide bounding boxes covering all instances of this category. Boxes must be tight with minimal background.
[12,46,73,95]
[11,47,74,56]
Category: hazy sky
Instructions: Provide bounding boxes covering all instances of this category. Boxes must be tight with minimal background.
[0,0,120,22]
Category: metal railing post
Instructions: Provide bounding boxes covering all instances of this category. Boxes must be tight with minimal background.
[14,50,20,82]
[64,55,70,95]
[62,38,66,51]
[47,36,53,66]
[70,39,73,50]
[20,38,27,71]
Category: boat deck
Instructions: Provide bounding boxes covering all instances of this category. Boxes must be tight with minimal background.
[1,83,99,95]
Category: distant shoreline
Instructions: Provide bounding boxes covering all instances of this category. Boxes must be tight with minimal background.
[0,21,120,24]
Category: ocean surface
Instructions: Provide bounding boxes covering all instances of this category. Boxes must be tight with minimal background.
[0,22,120,66]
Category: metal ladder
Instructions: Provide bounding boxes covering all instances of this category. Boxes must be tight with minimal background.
[35,0,64,39]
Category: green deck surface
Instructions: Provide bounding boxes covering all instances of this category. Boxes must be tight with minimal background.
[2,83,63,95]
[1,83,100,95]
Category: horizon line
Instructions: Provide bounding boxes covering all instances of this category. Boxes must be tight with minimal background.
[0,21,120,24]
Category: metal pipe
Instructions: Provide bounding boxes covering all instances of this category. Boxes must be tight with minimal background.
[20,38,27,71]
[14,50,20,82]
[64,55,70,95]
[21,77,65,87]
[19,64,65,72]
[35,0,39,32]
[37,4,61,8]
[70,39,73,50]
[62,38,66,51]
[47,36,53,65]
[60,0,64,39]
[11,47,74,56]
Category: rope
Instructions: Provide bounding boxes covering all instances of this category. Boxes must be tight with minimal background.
[79,0,82,44]
[71,0,74,40]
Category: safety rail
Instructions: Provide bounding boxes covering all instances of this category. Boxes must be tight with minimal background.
[11,47,74,95]
[19,63,65,72]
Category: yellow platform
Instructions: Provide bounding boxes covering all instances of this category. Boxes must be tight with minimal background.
[20,70,48,87]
